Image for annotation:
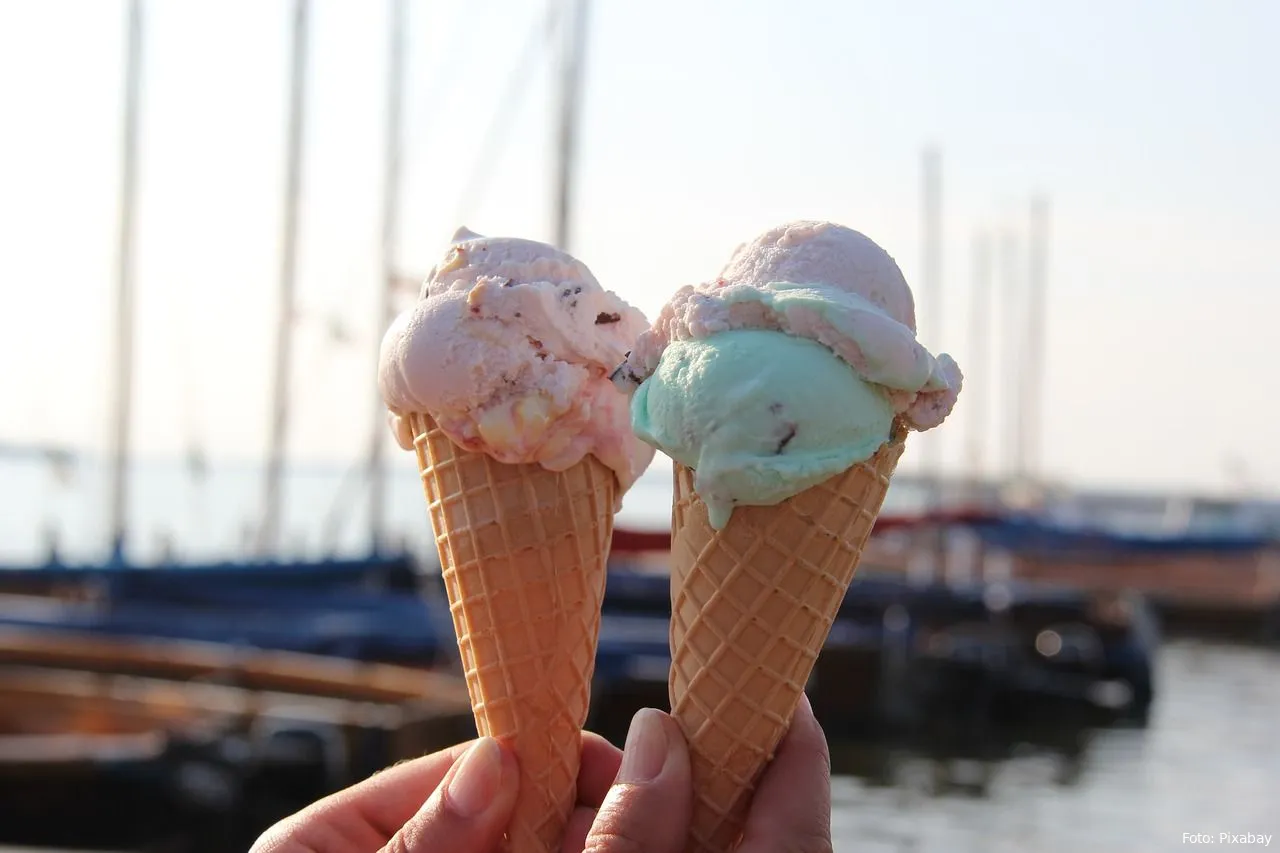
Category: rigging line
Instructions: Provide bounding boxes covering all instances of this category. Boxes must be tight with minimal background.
[401,0,497,160]
[451,0,562,229]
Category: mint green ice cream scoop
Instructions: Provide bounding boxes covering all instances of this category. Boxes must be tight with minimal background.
[630,329,895,529]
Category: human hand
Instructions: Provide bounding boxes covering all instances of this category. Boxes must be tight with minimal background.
[249,730,623,853]
[584,693,832,853]
[250,693,831,853]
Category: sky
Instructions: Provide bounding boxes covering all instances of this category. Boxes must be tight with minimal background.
[1,0,1278,499]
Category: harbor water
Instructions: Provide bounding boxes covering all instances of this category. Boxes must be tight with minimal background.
[828,639,1278,853]
[1,455,932,564]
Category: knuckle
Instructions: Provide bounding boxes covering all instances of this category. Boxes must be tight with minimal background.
[379,801,447,853]
[247,827,295,853]
[781,830,834,853]
[816,740,832,778]
[582,787,659,853]
[379,833,413,853]
[583,828,649,853]
[249,815,336,853]
[795,735,831,779]
[799,718,831,767]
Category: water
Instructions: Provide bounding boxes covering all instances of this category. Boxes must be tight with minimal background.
[0,455,932,564]
[3,455,660,563]
[828,639,1279,853]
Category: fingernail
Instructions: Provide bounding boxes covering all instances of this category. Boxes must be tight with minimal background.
[446,737,503,818]
[616,708,669,784]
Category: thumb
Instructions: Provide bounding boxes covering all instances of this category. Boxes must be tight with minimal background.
[583,708,691,853]
[382,736,517,853]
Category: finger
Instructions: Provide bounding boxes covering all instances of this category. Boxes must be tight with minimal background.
[383,736,518,853]
[562,734,622,853]
[578,731,624,807]
[582,708,691,853]
[739,693,833,853]
[560,805,598,853]
[251,740,476,851]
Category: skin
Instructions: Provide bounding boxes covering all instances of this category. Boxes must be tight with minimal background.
[251,694,833,853]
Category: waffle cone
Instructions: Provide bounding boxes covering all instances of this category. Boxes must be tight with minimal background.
[669,423,908,853]
[408,413,615,853]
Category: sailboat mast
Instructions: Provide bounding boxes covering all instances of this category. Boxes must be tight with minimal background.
[919,146,943,508]
[551,0,589,252]
[369,0,406,552]
[1022,195,1050,484]
[999,228,1022,483]
[108,0,143,560]
[260,0,311,554]
[968,231,991,492]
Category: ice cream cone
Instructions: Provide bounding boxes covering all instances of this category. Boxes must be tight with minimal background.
[408,412,616,853]
[668,421,908,853]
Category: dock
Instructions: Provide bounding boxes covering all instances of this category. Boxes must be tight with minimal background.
[0,627,474,852]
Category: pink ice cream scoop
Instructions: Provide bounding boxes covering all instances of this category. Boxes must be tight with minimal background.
[379,228,655,494]
[614,220,962,431]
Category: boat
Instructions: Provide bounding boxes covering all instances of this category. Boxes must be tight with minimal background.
[0,552,447,667]
[0,624,474,852]
[862,509,1280,639]
[585,531,1160,744]
[2,526,1159,752]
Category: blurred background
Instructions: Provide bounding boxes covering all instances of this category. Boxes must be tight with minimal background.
[1,1,1278,851]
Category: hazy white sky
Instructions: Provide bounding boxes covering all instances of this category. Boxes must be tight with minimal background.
[1,0,1277,496]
